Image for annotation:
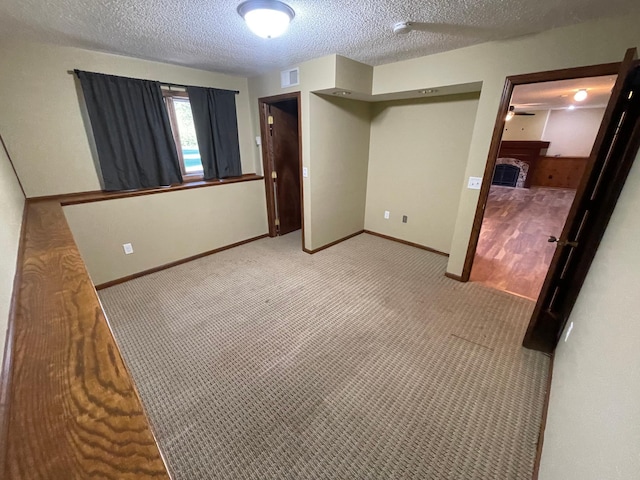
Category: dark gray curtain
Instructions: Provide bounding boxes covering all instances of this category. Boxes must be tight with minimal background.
[77,70,183,191]
[187,86,242,180]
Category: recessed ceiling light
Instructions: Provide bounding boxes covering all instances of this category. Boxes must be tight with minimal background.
[237,0,295,39]
[333,91,351,96]
[568,105,576,110]
[574,89,588,102]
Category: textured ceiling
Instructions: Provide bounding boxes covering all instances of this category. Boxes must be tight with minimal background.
[1,0,639,76]
[512,75,617,110]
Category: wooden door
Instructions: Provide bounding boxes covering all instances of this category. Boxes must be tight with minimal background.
[267,100,301,235]
[523,49,640,353]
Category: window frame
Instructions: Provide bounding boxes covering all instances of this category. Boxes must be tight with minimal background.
[162,89,204,181]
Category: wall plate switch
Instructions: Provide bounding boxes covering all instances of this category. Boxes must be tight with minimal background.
[468,176,482,189]
[123,243,134,255]
[255,136,262,146]
[302,167,308,178]
[384,211,390,219]
[402,215,408,223]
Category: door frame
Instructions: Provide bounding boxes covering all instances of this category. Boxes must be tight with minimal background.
[258,92,304,248]
[461,61,621,282]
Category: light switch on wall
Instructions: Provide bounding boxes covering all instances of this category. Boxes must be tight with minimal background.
[467,176,482,189]
[384,211,390,219]
[255,136,262,146]
[302,167,308,178]
[123,243,134,255]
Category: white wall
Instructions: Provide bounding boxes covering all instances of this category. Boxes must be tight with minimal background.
[365,93,480,253]
[539,149,640,480]
[0,142,25,354]
[543,108,606,157]
[502,111,550,141]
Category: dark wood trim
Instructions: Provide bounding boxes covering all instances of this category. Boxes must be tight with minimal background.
[364,230,449,257]
[259,100,277,237]
[303,230,364,254]
[532,356,555,480]
[30,173,263,205]
[461,61,622,283]
[258,91,305,249]
[507,62,620,85]
[444,272,464,282]
[0,204,28,474]
[3,200,170,478]
[524,52,640,353]
[95,234,269,290]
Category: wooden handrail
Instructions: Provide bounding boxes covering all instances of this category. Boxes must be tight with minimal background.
[1,200,170,479]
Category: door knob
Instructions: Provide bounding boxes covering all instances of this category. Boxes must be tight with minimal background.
[548,236,578,248]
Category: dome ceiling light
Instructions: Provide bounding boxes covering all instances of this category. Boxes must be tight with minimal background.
[237,0,295,39]
[574,89,588,101]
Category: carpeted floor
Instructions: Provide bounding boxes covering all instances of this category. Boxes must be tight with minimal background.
[99,232,550,479]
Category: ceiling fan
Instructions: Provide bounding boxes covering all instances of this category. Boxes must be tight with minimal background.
[508,105,535,116]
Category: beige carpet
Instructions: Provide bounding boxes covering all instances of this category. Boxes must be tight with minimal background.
[99,232,550,479]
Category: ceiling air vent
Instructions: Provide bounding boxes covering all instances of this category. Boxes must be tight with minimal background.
[281,67,299,88]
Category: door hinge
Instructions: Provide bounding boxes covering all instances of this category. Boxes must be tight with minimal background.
[271,171,277,179]
[268,115,274,125]
[275,218,280,226]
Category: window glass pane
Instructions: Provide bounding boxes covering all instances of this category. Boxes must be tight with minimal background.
[173,98,203,174]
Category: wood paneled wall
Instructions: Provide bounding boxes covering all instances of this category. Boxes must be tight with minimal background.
[529,156,588,189]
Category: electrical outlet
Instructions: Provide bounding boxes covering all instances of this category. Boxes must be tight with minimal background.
[402,215,408,223]
[302,167,308,178]
[467,176,482,189]
[123,243,134,255]
[384,210,390,219]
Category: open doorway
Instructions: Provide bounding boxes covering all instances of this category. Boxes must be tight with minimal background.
[462,48,640,353]
[470,75,617,300]
[258,93,303,242]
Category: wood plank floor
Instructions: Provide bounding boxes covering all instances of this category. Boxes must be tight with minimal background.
[470,186,576,300]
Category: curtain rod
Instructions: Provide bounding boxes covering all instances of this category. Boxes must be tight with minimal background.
[70,69,240,94]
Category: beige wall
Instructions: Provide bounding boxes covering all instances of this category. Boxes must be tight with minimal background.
[335,55,374,94]
[309,95,371,249]
[543,107,606,157]
[64,181,268,285]
[248,55,340,250]
[0,40,258,197]
[365,93,480,253]
[0,143,25,353]
[0,41,270,287]
[372,14,640,276]
[502,111,550,141]
[539,149,640,480]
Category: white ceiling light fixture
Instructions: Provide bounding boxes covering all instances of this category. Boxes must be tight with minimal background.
[237,0,295,39]
[574,89,588,101]
[393,22,413,34]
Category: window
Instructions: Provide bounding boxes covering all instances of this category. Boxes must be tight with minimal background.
[162,90,204,178]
